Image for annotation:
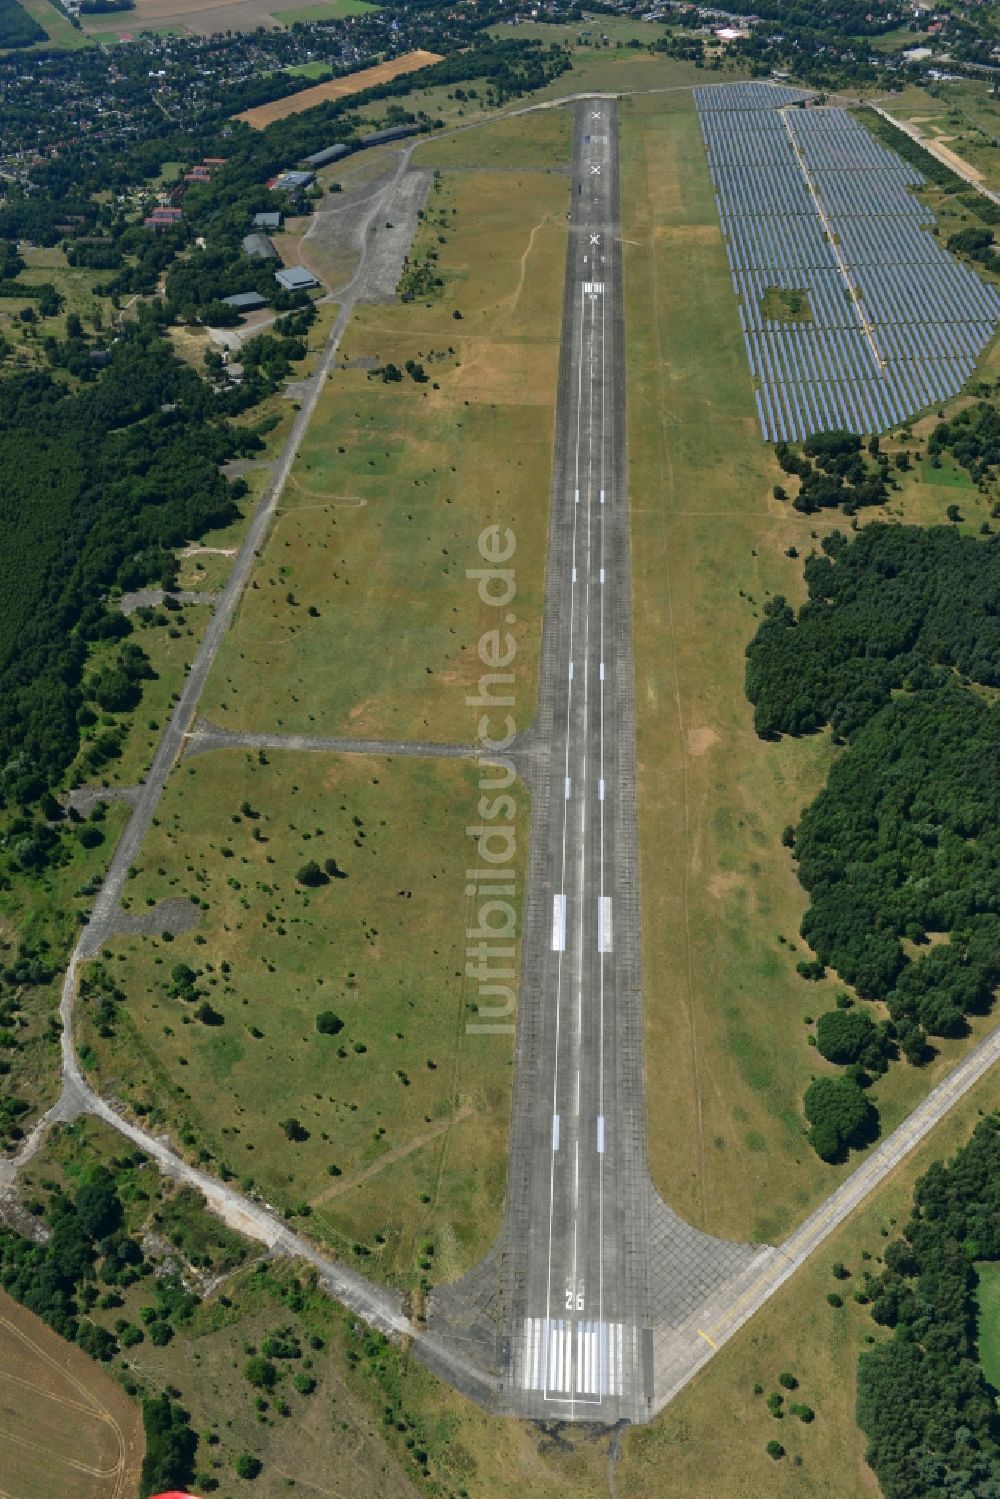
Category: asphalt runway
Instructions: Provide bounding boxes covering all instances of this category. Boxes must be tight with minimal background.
[428,96,771,1426]
[509,97,646,1421]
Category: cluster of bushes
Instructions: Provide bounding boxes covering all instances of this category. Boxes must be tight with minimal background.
[928,397,1000,485]
[746,524,999,1157]
[857,1117,1000,1498]
[773,429,888,514]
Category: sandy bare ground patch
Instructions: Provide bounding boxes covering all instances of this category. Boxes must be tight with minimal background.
[236,49,443,128]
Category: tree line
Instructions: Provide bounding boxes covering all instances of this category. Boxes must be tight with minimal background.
[857,1116,1000,1497]
[746,522,999,1158]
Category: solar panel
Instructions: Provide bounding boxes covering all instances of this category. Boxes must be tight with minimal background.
[695,85,1000,440]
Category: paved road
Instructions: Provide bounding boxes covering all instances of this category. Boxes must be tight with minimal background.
[186,720,478,762]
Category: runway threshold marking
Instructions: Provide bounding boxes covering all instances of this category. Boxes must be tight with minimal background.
[520,1318,626,1397]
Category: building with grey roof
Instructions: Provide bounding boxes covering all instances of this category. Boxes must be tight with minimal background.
[302,143,349,169]
[253,211,282,230]
[222,290,268,312]
[275,265,319,292]
[242,232,279,260]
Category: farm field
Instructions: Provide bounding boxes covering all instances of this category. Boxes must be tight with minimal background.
[80,0,280,36]
[202,165,566,743]
[0,1287,144,1499]
[83,747,523,1287]
[621,88,1000,1245]
[275,0,377,21]
[236,48,443,127]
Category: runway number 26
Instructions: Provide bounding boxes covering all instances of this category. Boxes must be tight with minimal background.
[565,1280,585,1311]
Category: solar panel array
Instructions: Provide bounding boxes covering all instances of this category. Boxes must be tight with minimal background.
[694,84,1000,441]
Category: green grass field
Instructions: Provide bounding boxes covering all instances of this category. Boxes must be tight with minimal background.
[976,1260,1000,1391]
[412,107,571,170]
[274,0,377,20]
[203,167,565,744]
[84,748,523,1287]
[91,23,180,42]
[620,89,1000,1245]
[285,59,334,80]
[0,248,113,364]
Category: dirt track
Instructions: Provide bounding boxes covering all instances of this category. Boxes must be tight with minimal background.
[236,49,442,128]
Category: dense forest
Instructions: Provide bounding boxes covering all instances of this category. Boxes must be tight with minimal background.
[857,1116,1000,1498]
[0,0,45,48]
[746,523,999,1157]
[0,324,262,815]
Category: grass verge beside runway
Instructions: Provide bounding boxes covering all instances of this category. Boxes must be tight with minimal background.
[82,747,523,1288]
[617,1070,1000,1498]
[203,166,565,743]
[622,90,1000,1244]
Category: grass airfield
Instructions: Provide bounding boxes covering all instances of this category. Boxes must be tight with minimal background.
[204,166,565,743]
[622,89,1000,1247]
[84,747,523,1287]
[29,41,1000,1498]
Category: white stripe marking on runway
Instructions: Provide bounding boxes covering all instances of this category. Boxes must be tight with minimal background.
[597,1116,605,1153]
[569,661,574,681]
[552,1114,560,1151]
[598,896,612,953]
[599,778,605,801]
[599,661,605,681]
[565,776,572,800]
[599,567,605,583]
[552,894,566,952]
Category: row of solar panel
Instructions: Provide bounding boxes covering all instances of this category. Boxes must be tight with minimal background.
[692,81,814,111]
[722,212,949,274]
[731,257,1000,331]
[755,357,977,442]
[695,85,1000,438]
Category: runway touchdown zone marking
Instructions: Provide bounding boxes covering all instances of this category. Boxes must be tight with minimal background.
[552,894,566,952]
[598,896,613,953]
